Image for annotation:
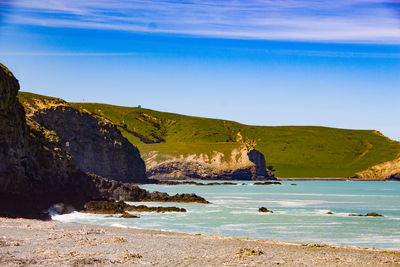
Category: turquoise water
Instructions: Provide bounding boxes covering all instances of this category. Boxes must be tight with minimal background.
[53,181,400,250]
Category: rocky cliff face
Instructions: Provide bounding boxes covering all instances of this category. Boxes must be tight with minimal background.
[0,63,99,218]
[354,157,400,179]
[145,145,275,180]
[31,106,148,183]
[19,92,149,183]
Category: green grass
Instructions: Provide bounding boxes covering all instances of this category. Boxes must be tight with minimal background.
[18,92,400,178]
[17,91,66,110]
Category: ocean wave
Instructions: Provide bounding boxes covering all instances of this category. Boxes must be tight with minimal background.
[272,200,327,207]
[110,223,128,228]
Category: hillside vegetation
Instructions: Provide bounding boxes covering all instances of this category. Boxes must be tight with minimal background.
[19,92,400,178]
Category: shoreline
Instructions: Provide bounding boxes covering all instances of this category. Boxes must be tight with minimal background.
[55,220,400,253]
[154,178,394,182]
[276,178,390,181]
[1,218,399,266]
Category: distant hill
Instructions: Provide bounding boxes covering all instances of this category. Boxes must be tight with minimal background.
[19,92,400,178]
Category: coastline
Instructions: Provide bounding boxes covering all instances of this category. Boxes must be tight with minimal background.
[155,178,394,182]
[1,218,399,266]
[276,178,390,181]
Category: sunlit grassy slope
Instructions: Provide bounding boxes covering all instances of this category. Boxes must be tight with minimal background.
[18,92,400,178]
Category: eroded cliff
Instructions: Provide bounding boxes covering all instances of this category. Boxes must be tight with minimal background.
[20,93,148,183]
[354,156,400,179]
[145,142,275,180]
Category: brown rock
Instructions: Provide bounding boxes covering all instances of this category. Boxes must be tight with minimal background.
[365,212,383,217]
[126,205,186,213]
[254,182,281,185]
[120,212,139,218]
[83,200,186,214]
[258,207,273,213]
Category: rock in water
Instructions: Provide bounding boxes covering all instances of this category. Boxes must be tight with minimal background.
[120,212,139,218]
[254,182,281,185]
[349,212,383,217]
[365,212,383,217]
[83,200,187,214]
[258,207,273,213]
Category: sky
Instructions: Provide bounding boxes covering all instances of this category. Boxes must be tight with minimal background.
[0,0,399,140]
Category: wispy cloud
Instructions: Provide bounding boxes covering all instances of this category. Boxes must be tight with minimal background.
[0,52,141,56]
[2,0,400,43]
[3,49,400,59]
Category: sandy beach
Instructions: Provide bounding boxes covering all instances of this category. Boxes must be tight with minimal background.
[0,218,399,266]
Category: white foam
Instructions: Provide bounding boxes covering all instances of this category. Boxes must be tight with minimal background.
[110,223,128,228]
[230,210,257,215]
[52,211,94,222]
[273,200,327,207]
[189,209,223,214]
[315,209,332,215]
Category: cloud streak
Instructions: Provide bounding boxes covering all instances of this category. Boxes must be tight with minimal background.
[0,52,141,56]
[2,0,400,43]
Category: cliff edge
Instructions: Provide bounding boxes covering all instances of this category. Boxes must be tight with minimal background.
[19,92,148,183]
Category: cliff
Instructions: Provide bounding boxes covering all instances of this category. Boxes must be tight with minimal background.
[19,95,275,180]
[19,93,148,183]
[145,144,275,180]
[354,156,400,179]
[0,63,99,219]
[68,102,400,178]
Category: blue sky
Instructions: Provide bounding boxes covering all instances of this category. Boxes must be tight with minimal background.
[0,0,400,140]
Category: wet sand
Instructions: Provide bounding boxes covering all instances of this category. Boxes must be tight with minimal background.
[0,218,399,266]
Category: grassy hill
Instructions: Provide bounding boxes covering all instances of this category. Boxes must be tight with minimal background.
[18,92,400,178]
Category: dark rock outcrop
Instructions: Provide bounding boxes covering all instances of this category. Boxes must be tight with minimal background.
[120,212,139,218]
[83,200,186,214]
[31,106,148,183]
[254,181,281,185]
[83,200,129,214]
[126,205,186,213]
[258,207,273,213]
[90,175,209,203]
[387,173,400,181]
[349,212,383,217]
[248,149,271,178]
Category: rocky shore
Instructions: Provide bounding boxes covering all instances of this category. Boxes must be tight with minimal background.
[0,218,399,266]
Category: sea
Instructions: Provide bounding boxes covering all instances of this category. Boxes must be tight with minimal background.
[53,180,400,250]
